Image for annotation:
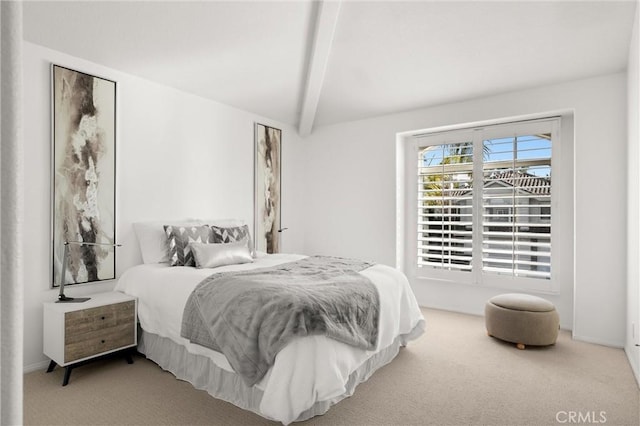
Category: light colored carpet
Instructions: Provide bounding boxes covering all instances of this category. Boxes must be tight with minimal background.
[24,308,640,425]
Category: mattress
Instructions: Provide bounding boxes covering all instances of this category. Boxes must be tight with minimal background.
[115,253,425,424]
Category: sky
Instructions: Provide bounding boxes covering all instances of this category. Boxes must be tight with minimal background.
[421,134,552,178]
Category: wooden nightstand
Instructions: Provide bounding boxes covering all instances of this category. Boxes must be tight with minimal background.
[43,291,137,386]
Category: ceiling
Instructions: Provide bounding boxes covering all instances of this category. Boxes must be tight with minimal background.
[23,1,637,134]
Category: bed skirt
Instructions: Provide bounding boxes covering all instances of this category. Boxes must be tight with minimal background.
[138,330,406,423]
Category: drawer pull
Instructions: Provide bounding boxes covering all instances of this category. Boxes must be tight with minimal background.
[101,340,105,344]
[101,316,106,320]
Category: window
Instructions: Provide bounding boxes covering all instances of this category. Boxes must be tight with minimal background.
[413,118,560,290]
[418,139,474,272]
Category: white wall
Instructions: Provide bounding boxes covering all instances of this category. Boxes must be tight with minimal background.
[304,73,628,347]
[22,42,305,371]
[626,4,640,385]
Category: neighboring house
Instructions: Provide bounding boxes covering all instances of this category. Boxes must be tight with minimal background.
[422,170,551,277]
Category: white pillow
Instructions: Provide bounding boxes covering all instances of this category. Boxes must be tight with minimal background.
[133,218,247,264]
[190,240,254,269]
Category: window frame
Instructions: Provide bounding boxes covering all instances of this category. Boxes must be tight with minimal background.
[408,117,564,293]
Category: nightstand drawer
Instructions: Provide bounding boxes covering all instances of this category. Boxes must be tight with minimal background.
[63,300,136,363]
[65,300,135,337]
[65,323,135,363]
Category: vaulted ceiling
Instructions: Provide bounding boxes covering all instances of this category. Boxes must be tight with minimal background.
[23,1,637,135]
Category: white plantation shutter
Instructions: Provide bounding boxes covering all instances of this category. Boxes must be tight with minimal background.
[417,135,474,272]
[415,118,558,287]
[481,133,552,279]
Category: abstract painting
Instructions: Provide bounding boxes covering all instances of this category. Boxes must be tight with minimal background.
[51,65,116,287]
[254,123,281,254]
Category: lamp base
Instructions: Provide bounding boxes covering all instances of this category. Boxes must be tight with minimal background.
[56,296,91,303]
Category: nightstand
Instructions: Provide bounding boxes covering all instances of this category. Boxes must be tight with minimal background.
[43,291,137,386]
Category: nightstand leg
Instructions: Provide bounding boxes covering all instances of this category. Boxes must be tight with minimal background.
[46,360,57,373]
[124,352,134,365]
[62,366,73,386]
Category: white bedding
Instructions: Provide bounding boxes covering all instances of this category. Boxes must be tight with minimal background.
[115,253,425,424]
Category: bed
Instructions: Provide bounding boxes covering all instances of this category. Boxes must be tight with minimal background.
[114,222,425,424]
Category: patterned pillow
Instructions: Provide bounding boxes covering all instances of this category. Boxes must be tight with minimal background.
[210,224,255,257]
[164,225,212,266]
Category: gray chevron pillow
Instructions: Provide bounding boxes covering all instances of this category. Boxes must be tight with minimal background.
[164,225,212,266]
[210,224,255,257]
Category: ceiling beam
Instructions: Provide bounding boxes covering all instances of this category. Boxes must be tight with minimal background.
[298,0,341,136]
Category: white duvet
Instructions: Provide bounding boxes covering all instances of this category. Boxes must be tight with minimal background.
[115,253,425,424]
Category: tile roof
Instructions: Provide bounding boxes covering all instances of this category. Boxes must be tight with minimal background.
[441,170,551,197]
[486,170,550,195]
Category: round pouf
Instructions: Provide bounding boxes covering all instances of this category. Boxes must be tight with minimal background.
[485,293,559,350]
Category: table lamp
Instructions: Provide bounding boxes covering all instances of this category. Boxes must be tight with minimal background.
[57,241,121,303]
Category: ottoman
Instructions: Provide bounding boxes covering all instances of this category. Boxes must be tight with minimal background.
[485,293,559,349]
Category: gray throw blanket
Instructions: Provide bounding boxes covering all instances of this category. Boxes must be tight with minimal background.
[181,256,379,386]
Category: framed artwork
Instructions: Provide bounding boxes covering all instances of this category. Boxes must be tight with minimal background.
[51,64,117,287]
[254,123,282,254]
